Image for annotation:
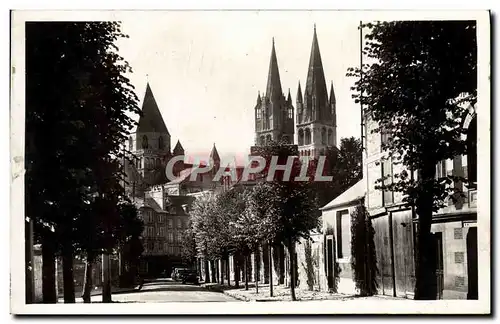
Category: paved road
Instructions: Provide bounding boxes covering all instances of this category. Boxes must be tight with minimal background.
[75,278,236,303]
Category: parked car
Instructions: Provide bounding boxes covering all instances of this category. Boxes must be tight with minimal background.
[181,270,199,284]
[171,268,187,281]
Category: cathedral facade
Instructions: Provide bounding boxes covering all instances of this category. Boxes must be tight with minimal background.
[254,26,337,158]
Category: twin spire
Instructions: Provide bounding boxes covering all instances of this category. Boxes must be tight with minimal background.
[137,82,170,135]
[261,26,335,110]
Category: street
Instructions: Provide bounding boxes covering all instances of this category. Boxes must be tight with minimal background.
[70,279,237,303]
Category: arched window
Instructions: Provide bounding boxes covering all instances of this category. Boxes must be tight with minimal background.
[142,135,149,149]
[158,136,164,149]
[266,134,272,144]
[256,108,261,119]
[467,116,477,187]
[298,129,304,146]
[281,135,289,144]
[305,128,311,145]
[328,129,333,146]
[129,136,133,151]
[260,136,266,146]
[321,128,327,145]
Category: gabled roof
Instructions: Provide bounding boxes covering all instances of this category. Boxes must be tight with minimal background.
[321,179,366,211]
[136,83,170,134]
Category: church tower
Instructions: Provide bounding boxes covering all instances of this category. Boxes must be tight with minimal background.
[296,26,337,157]
[128,83,172,185]
[254,38,295,146]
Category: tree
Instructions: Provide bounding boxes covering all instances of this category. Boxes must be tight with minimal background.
[25,21,140,303]
[347,21,476,299]
[315,137,363,208]
[180,219,197,267]
[350,204,378,296]
[249,141,320,300]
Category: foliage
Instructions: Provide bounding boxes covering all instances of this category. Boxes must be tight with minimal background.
[314,137,363,208]
[347,20,477,299]
[350,204,378,296]
[180,218,198,265]
[25,21,141,303]
[347,20,476,210]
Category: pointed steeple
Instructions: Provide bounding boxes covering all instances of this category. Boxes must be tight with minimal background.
[137,83,170,134]
[209,143,220,163]
[287,88,292,103]
[265,37,283,101]
[305,26,328,120]
[173,140,184,156]
[297,81,303,103]
[329,81,336,105]
[257,91,261,104]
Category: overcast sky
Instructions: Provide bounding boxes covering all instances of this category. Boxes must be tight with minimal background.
[117,11,363,162]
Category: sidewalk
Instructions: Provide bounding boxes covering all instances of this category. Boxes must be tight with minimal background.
[57,285,142,302]
[201,281,404,302]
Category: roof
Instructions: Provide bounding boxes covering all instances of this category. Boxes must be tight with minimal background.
[136,83,170,134]
[265,38,283,101]
[321,179,366,211]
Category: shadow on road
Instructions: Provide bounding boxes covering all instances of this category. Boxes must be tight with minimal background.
[134,280,207,294]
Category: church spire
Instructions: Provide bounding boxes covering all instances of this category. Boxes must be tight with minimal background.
[210,143,221,163]
[173,140,184,156]
[329,81,336,105]
[305,25,328,121]
[297,81,303,103]
[265,37,283,101]
[137,83,170,134]
[287,88,292,103]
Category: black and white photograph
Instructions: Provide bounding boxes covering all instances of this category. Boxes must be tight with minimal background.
[9,9,491,315]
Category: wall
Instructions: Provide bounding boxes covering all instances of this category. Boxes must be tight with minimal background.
[296,233,327,292]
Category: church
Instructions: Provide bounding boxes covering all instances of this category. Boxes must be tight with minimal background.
[254,25,337,157]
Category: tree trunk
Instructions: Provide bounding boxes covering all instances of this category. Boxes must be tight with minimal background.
[255,248,259,294]
[234,254,240,288]
[268,242,273,297]
[288,241,297,301]
[41,234,57,303]
[25,218,34,304]
[220,258,224,285]
[102,253,112,303]
[226,255,231,287]
[414,166,438,300]
[244,254,249,290]
[82,253,94,303]
[62,242,75,303]
[210,260,216,283]
[204,259,210,283]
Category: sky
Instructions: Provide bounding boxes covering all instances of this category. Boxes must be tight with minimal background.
[116,11,363,162]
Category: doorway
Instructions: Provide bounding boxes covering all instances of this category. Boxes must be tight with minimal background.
[430,232,444,299]
[325,235,335,291]
[466,227,478,299]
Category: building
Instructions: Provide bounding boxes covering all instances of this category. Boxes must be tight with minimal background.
[253,26,337,157]
[248,26,337,289]
[320,179,365,294]
[123,83,237,277]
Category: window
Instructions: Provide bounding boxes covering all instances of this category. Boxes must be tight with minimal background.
[436,160,447,179]
[168,233,174,243]
[321,128,327,145]
[147,226,154,237]
[158,136,164,149]
[382,159,394,206]
[177,233,183,243]
[142,135,149,149]
[336,210,350,259]
[167,219,173,229]
[327,129,333,146]
[298,129,304,146]
[159,227,165,237]
[288,107,293,119]
[305,128,311,145]
[163,243,168,252]
[381,128,391,151]
[256,108,261,119]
